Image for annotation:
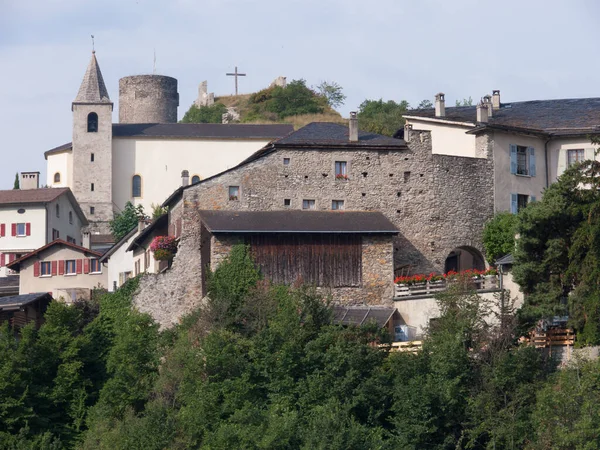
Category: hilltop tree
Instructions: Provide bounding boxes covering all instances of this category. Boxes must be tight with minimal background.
[417,99,433,109]
[109,202,146,241]
[357,99,409,136]
[315,81,346,109]
[455,96,473,107]
[12,173,19,190]
[181,103,228,124]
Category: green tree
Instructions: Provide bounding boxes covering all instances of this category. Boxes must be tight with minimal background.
[417,99,433,109]
[357,99,409,136]
[109,202,145,241]
[150,203,168,220]
[13,173,19,190]
[482,212,518,263]
[455,96,473,106]
[316,81,346,109]
[181,103,228,124]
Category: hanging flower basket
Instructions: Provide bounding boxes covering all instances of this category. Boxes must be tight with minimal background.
[150,235,178,261]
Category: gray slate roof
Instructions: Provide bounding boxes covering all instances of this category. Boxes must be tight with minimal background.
[405,98,600,135]
[199,210,399,234]
[332,306,397,328]
[74,52,111,104]
[112,123,294,139]
[275,122,406,147]
[0,292,52,311]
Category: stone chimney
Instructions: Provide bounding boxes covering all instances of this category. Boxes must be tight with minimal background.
[435,93,445,117]
[349,111,358,142]
[20,172,40,190]
[476,101,489,123]
[181,170,189,187]
[492,90,501,110]
[482,95,493,117]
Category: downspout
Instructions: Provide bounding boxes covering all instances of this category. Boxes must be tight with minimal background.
[45,203,49,244]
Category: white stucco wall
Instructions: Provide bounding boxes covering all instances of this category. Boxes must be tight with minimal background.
[111,137,273,213]
[0,205,46,276]
[47,196,85,246]
[106,231,138,292]
[405,118,478,158]
[547,138,599,182]
[491,132,547,213]
[47,151,72,188]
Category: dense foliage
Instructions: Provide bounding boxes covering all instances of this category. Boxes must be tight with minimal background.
[181,103,228,124]
[357,99,409,136]
[512,154,600,344]
[12,173,19,190]
[2,246,600,448]
[482,212,518,263]
[109,202,145,241]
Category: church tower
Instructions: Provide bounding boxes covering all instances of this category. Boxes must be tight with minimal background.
[72,51,113,234]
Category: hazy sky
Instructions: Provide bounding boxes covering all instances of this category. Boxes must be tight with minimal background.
[1,0,599,189]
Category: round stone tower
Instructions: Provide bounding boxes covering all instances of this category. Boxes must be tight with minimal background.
[118,75,179,123]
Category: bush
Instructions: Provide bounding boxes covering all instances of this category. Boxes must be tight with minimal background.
[482,212,518,263]
[181,103,227,124]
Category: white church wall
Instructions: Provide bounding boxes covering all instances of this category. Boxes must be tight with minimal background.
[47,152,72,188]
[111,137,273,212]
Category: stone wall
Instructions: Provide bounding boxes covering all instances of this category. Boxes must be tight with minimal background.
[118,75,179,124]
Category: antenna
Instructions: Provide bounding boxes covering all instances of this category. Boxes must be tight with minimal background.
[153,48,156,74]
[91,35,95,52]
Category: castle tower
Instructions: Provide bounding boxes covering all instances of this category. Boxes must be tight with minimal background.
[72,51,114,234]
[118,75,179,123]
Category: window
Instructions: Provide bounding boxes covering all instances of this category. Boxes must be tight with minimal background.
[52,229,59,240]
[53,172,61,183]
[283,158,290,165]
[510,145,536,176]
[69,211,73,224]
[145,250,150,270]
[284,199,291,207]
[87,112,98,132]
[335,161,348,179]
[56,204,60,218]
[90,206,95,215]
[302,199,315,210]
[511,193,536,214]
[191,175,201,184]
[229,186,239,201]
[91,183,94,192]
[132,175,142,198]
[65,260,76,275]
[16,223,25,236]
[568,149,585,167]
[66,236,76,244]
[332,200,345,210]
[91,153,95,162]
[134,259,141,276]
[90,259,101,273]
[41,261,51,276]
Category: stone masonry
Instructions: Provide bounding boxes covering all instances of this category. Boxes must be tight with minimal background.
[119,75,179,124]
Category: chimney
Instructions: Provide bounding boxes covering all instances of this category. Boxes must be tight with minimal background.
[435,93,445,117]
[20,172,40,190]
[482,94,493,117]
[476,101,489,123]
[492,90,501,110]
[181,170,189,187]
[349,111,358,142]
[137,219,146,234]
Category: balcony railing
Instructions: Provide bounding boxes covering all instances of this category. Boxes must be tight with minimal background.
[394,275,499,298]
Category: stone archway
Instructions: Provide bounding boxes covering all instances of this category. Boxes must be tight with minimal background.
[444,246,485,273]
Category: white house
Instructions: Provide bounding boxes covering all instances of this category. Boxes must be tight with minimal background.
[0,185,87,277]
[403,91,600,213]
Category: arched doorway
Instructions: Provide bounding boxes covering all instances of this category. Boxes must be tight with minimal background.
[444,246,485,273]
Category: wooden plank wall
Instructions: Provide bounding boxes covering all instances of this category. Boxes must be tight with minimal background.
[248,234,362,287]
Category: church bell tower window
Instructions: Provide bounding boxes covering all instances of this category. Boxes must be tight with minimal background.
[87,112,98,132]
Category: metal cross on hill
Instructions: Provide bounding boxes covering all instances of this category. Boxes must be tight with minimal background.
[226,66,246,96]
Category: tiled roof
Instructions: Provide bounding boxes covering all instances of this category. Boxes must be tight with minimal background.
[0,292,52,310]
[126,214,168,252]
[199,210,399,234]
[100,226,138,262]
[0,187,70,205]
[7,240,103,271]
[332,306,397,328]
[112,123,294,139]
[74,52,111,104]
[405,97,600,135]
[274,122,406,147]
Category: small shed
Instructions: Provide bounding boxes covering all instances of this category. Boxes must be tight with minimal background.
[0,292,52,330]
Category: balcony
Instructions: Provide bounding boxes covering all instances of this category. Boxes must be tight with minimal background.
[394,275,499,299]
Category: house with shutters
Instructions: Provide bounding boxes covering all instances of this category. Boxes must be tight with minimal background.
[6,240,107,302]
[0,186,88,277]
[403,91,600,214]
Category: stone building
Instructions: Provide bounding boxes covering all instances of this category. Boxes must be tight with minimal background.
[45,51,294,235]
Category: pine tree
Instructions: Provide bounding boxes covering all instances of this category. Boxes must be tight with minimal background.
[12,173,19,190]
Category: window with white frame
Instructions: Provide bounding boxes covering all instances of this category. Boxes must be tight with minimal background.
[302,199,315,210]
[335,161,348,179]
[90,259,101,273]
[567,149,585,167]
[332,200,345,210]
[41,261,52,276]
[65,260,76,275]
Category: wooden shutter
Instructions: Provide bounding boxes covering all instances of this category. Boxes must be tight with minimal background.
[528,147,536,177]
[33,261,40,277]
[51,261,57,276]
[84,259,90,274]
[76,259,83,274]
[511,193,518,214]
[510,145,517,174]
[8,254,15,263]
[1,224,5,237]
[0,254,4,267]
[585,148,596,161]
[557,148,567,177]
[11,224,16,237]
[58,260,65,275]
[25,223,31,236]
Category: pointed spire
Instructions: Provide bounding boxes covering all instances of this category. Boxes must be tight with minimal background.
[74,51,111,103]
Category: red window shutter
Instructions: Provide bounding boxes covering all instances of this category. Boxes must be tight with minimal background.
[51,261,57,276]
[0,254,4,267]
[8,254,14,263]
[33,261,40,277]
[1,224,5,237]
[76,259,83,274]
[26,223,31,236]
[84,259,90,274]
[11,224,16,237]
[58,260,65,275]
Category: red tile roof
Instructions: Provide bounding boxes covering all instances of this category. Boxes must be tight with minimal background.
[7,240,103,271]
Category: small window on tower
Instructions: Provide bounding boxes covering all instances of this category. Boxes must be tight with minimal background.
[87,112,98,133]
[91,153,95,162]
[91,183,94,192]
[90,206,95,215]
[53,172,61,184]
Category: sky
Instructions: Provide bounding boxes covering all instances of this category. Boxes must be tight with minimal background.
[0,0,599,188]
